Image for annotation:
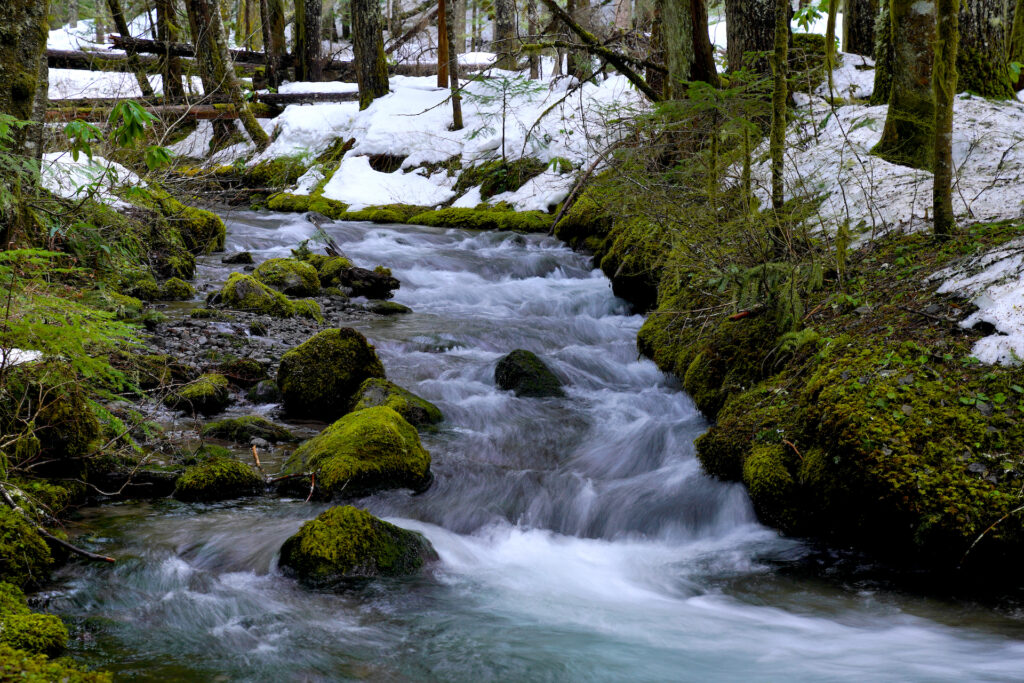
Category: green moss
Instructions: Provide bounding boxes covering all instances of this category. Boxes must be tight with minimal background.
[365,300,412,315]
[308,197,350,219]
[0,644,110,682]
[307,255,355,288]
[494,349,564,398]
[217,358,267,387]
[0,507,52,588]
[553,182,614,251]
[158,277,195,300]
[253,258,320,296]
[266,192,312,213]
[742,445,798,530]
[454,158,548,199]
[407,208,551,233]
[283,406,432,497]
[81,290,144,321]
[277,328,386,420]
[121,273,161,301]
[342,204,428,224]
[218,273,324,321]
[201,416,296,443]
[163,374,231,416]
[130,186,226,254]
[246,156,310,188]
[173,456,263,502]
[352,378,443,428]
[0,612,68,656]
[278,505,437,585]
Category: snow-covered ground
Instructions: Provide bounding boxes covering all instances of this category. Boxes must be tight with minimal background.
[41,151,143,207]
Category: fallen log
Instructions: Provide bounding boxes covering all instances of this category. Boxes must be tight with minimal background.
[46,102,281,122]
[47,48,260,75]
[255,91,360,105]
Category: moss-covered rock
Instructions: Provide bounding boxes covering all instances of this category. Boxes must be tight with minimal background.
[352,378,442,428]
[0,643,110,682]
[266,192,312,213]
[408,207,550,233]
[222,251,254,265]
[0,583,67,656]
[173,456,263,502]
[158,277,195,300]
[136,187,226,254]
[365,300,412,315]
[201,416,296,443]
[0,507,52,588]
[217,273,323,321]
[304,255,354,288]
[278,505,437,585]
[322,265,399,300]
[494,349,564,398]
[283,406,432,497]
[121,272,161,301]
[217,358,268,387]
[253,258,321,297]
[454,158,548,199]
[246,379,281,404]
[277,328,386,420]
[163,373,231,416]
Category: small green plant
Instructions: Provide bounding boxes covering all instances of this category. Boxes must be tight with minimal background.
[463,75,548,162]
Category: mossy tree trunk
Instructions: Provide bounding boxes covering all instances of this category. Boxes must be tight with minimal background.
[934,0,959,237]
[872,0,935,170]
[352,0,389,109]
[870,1,894,104]
[1011,0,1024,88]
[770,0,789,215]
[956,0,1014,98]
[295,0,323,80]
[106,0,157,97]
[494,0,517,69]
[724,0,774,74]
[262,0,287,86]
[825,0,839,96]
[658,0,717,96]
[156,0,186,98]
[842,0,878,56]
[527,0,539,78]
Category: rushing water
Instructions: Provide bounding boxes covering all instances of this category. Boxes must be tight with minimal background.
[49,211,1024,681]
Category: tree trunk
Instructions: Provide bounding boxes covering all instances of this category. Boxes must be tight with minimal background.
[446,0,463,129]
[870,1,894,104]
[527,0,539,77]
[1011,0,1024,88]
[454,0,466,50]
[872,0,934,170]
[106,0,158,97]
[352,0,389,109]
[264,0,286,84]
[569,0,591,81]
[724,0,774,74]
[957,0,1014,98]
[934,0,959,237]
[438,0,450,86]
[157,0,186,98]
[614,0,630,29]
[494,0,516,69]
[659,0,693,97]
[842,0,877,56]
[770,0,788,215]
[96,2,107,43]
[295,0,323,80]
[825,0,839,94]
[689,0,718,86]
[69,0,79,26]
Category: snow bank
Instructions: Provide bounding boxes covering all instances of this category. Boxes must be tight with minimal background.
[488,169,575,212]
[41,152,143,207]
[273,81,359,95]
[1,349,42,368]
[935,240,1024,364]
[258,103,359,160]
[815,52,875,100]
[321,155,456,210]
[751,94,1024,239]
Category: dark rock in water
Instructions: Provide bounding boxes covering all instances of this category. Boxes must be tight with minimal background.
[365,300,411,315]
[163,373,232,415]
[336,266,400,300]
[247,379,281,404]
[278,505,437,586]
[218,357,268,387]
[173,456,263,502]
[222,251,254,265]
[351,378,442,427]
[495,349,564,397]
[277,328,385,420]
[201,415,297,444]
[305,211,333,226]
[282,406,432,497]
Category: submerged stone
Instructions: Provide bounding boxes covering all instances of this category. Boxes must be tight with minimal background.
[278,505,437,585]
[494,349,564,397]
[201,416,296,444]
[222,251,254,264]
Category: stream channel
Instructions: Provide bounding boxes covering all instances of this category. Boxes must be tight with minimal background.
[46,211,1024,681]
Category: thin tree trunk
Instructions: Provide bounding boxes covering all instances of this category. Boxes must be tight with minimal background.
[957,0,1014,98]
[494,0,516,69]
[107,0,158,97]
[446,0,464,129]
[438,0,450,86]
[157,0,186,98]
[352,0,390,109]
[842,0,877,56]
[455,0,466,50]
[570,0,591,80]
[870,1,893,103]
[825,0,839,95]
[265,0,287,84]
[528,0,539,77]
[1012,0,1024,87]
[69,0,80,26]
[295,0,323,80]
[689,0,718,86]
[934,0,959,237]
[872,0,935,170]
[724,0,774,74]
[614,0,630,29]
[770,0,788,214]
[96,2,107,43]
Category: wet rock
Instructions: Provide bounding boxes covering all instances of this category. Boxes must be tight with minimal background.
[222,251,255,264]
[351,378,442,428]
[201,416,296,443]
[495,349,564,398]
[335,266,400,300]
[173,456,263,502]
[279,505,437,586]
[365,300,412,315]
[253,258,321,297]
[282,406,431,498]
[277,328,385,419]
[163,373,232,415]
[217,357,268,387]
[218,273,322,321]
[247,379,281,404]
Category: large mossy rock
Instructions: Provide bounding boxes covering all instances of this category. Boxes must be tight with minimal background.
[173,456,263,502]
[201,416,296,443]
[253,258,321,297]
[0,582,68,656]
[0,643,110,682]
[301,254,353,287]
[278,506,437,585]
[164,374,232,416]
[277,328,386,420]
[283,406,431,498]
[352,378,442,428]
[218,273,323,321]
[335,266,400,300]
[0,507,53,589]
[494,349,564,398]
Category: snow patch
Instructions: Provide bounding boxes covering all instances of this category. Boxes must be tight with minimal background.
[41,152,143,207]
[321,155,456,210]
[488,169,575,212]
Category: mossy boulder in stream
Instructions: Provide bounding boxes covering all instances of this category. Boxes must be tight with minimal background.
[253,258,321,297]
[0,582,68,655]
[301,254,353,287]
[278,505,437,585]
[201,416,296,443]
[277,328,386,419]
[157,277,195,300]
[163,373,231,415]
[217,273,323,321]
[0,643,110,681]
[173,456,263,502]
[283,406,432,498]
[495,349,564,397]
[352,378,442,428]
[0,507,52,588]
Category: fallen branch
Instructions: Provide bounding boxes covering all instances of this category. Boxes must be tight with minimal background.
[0,484,115,564]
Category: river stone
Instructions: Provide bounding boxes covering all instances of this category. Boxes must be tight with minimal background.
[201,416,297,444]
[495,349,564,398]
[253,258,320,297]
[277,328,386,420]
[163,373,232,415]
[282,406,431,498]
[247,379,281,404]
[352,378,442,428]
[278,506,437,586]
[336,266,400,300]
[222,251,254,264]
[173,456,263,502]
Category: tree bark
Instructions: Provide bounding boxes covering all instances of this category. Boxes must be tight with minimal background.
[265,0,287,83]
[527,0,539,78]
[157,0,186,98]
[724,0,774,74]
[106,0,158,97]
[614,0,631,29]
[454,0,466,51]
[770,0,788,214]
[825,0,839,94]
[656,0,717,96]
[934,0,959,237]
[870,1,894,104]
[438,0,450,86]
[494,0,517,69]
[872,0,935,170]
[689,0,718,86]
[957,0,1014,98]
[445,0,463,129]
[842,0,877,56]
[295,0,323,80]
[352,0,389,109]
